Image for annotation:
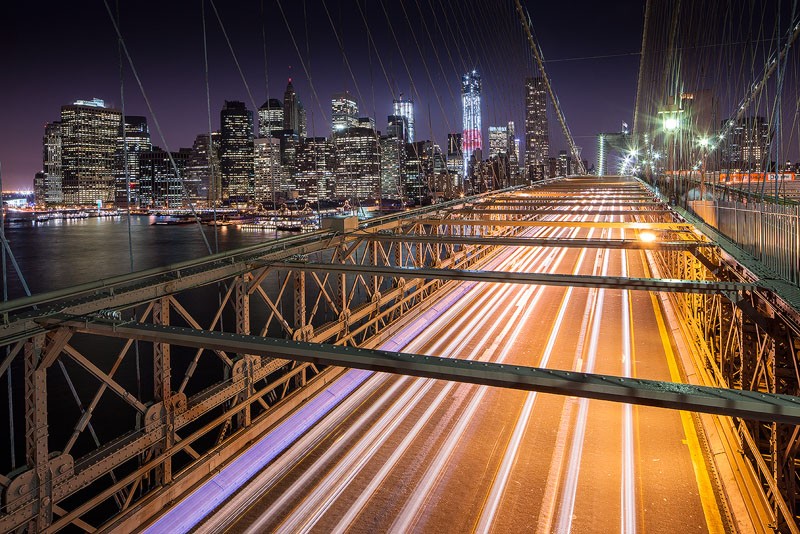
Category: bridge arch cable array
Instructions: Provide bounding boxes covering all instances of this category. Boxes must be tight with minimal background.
[634,0,800,200]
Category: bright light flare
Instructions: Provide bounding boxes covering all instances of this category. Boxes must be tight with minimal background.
[639,231,657,243]
[663,116,679,131]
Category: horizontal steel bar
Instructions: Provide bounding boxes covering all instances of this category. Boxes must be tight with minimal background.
[481,200,660,205]
[47,318,800,425]
[356,234,713,250]
[263,262,753,294]
[451,209,672,216]
[413,219,692,229]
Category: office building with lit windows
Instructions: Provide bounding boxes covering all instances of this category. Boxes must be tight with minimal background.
[138,147,191,208]
[332,92,359,134]
[41,121,63,205]
[114,116,151,207]
[488,125,509,158]
[185,132,219,204]
[258,98,284,138]
[294,137,335,201]
[60,98,122,205]
[283,80,301,134]
[334,124,381,201]
[525,77,549,179]
[219,100,255,204]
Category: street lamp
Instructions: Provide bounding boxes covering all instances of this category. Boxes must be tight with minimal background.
[657,104,684,202]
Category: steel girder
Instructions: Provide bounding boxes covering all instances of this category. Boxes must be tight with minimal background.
[45,316,800,425]
[0,188,522,531]
[264,261,756,295]
[648,223,800,531]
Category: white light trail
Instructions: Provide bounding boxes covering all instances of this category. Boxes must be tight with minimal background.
[555,220,611,533]
[620,230,637,534]
[476,222,593,531]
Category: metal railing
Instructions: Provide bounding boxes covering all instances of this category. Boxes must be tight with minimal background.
[688,199,800,286]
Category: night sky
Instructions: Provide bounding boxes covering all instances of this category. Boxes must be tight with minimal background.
[0,1,644,190]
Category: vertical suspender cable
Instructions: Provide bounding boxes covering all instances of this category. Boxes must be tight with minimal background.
[201,0,219,254]
[116,0,142,401]
[102,0,213,256]
[0,161,13,470]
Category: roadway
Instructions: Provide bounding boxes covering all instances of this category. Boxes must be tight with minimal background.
[192,178,727,533]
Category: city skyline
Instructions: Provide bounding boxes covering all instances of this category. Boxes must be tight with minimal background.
[0,1,645,190]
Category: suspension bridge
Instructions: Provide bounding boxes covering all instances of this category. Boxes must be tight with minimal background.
[3,0,800,532]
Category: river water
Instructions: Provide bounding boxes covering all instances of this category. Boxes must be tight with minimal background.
[0,215,305,479]
[2,215,287,299]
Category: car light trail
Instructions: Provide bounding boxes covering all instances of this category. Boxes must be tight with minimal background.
[621,234,637,534]
[477,233,594,531]
[557,222,611,533]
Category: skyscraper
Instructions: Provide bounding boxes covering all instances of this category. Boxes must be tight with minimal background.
[42,121,63,205]
[219,100,254,204]
[392,94,415,143]
[283,80,300,133]
[386,115,408,141]
[381,115,408,199]
[721,116,772,171]
[462,71,482,178]
[114,116,151,207]
[138,147,190,208]
[334,123,381,201]
[185,132,219,203]
[331,92,359,134]
[525,77,549,179]
[253,137,282,204]
[60,98,122,205]
[294,137,335,201]
[446,132,463,187]
[488,125,509,158]
[258,98,284,138]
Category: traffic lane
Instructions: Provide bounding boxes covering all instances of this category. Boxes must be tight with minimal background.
[308,246,592,531]
[225,246,560,532]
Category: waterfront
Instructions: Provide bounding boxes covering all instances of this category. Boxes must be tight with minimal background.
[1,215,291,300]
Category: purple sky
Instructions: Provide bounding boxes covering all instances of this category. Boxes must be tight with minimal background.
[0,1,644,191]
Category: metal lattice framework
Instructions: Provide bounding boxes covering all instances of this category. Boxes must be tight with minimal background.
[0,187,531,532]
[1,177,800,531]
[644,184,800,532]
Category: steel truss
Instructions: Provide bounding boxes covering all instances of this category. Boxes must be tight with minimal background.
[1,177,799,531]
[0,188,525,532]
[649,215,800,531]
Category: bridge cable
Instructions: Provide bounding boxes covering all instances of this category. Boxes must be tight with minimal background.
[513,0,586,174]
[115,0,143,406]
[101,0,214,256]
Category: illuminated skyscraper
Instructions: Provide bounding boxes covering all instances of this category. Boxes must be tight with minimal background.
[332,92,359,134]
[219,100,254,204]
[462,71,482,178]
[253,137,282,204]
[294,137,335,201]
[60,98,122,205]
[392,94,415,143]
[258,98,284,138]
[721,116,771,171]
[525,77,549,179]
[488,125,508,158]
[114,116,151,207]
[334,123,381,201]
[42,121,63,205]
[283,80,300,133]
[185,132,219,203]
[138,147,191,208]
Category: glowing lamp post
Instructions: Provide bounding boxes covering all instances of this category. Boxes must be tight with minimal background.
[657,105,684,200]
